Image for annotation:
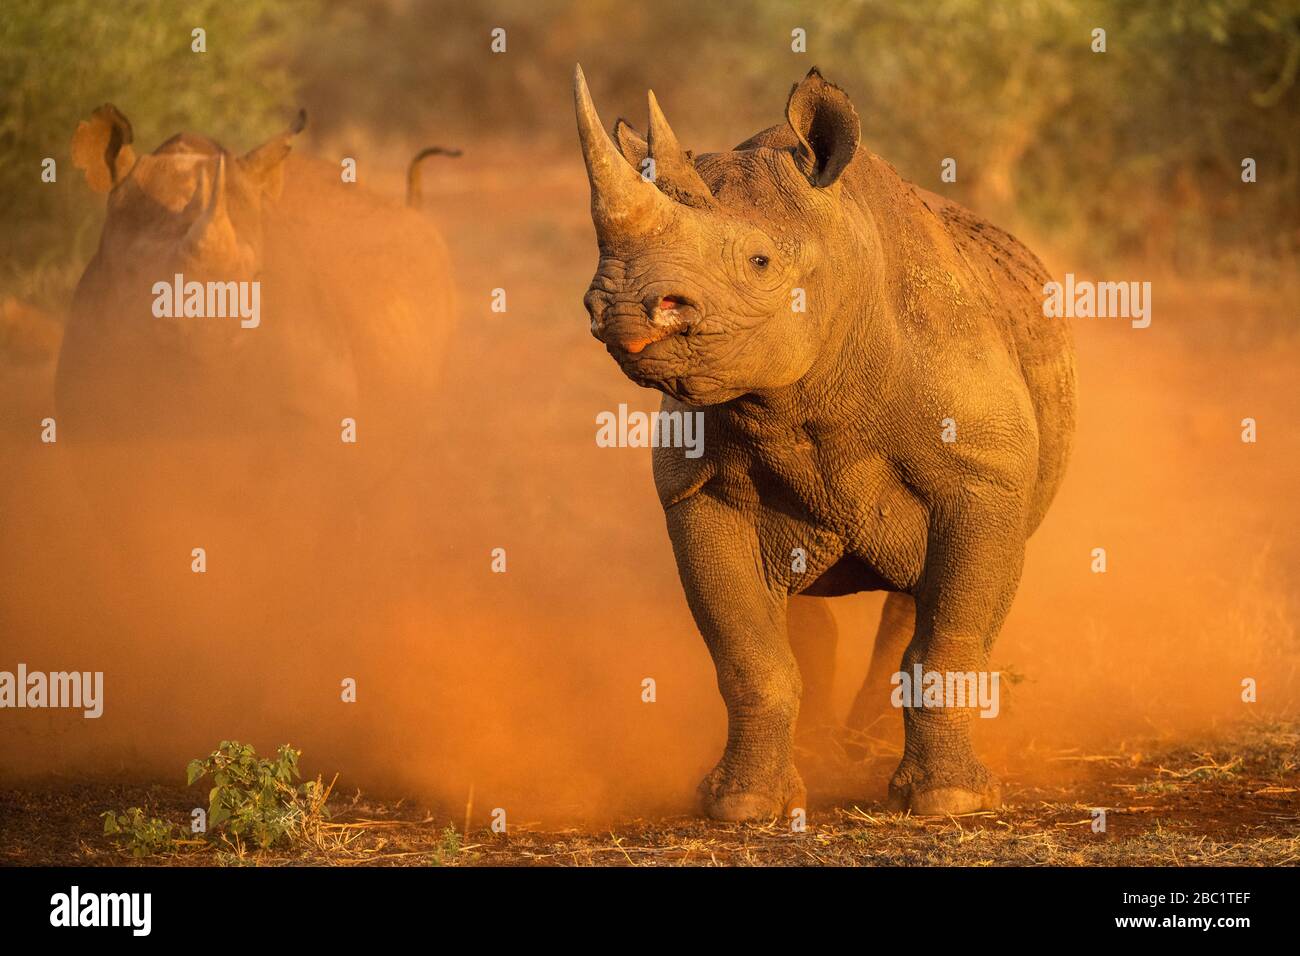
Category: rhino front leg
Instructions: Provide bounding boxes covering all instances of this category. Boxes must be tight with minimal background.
[888,493,1026,815]
[666,493,806,822]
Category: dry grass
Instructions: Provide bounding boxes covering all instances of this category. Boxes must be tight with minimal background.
[2,717,1295,867]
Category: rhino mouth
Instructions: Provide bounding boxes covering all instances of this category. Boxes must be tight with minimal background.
[602,294,696,356]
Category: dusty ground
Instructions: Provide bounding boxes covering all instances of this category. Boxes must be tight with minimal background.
[1,718,1295,866]
[1,152,1297,866]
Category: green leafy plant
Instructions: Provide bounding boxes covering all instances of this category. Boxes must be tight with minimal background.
[186,740,331,850]
[100,807,179,858]
[100,740,332,857]
[426,825,463,866]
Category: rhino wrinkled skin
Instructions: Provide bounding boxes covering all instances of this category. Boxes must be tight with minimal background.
[575,66,1077,819]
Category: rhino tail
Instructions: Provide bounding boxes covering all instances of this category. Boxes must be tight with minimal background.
[407,146,463,208]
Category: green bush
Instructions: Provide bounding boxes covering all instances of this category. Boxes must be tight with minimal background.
[100,807,179,858]
[427,825,463,866]
[186,740,329,850]
[101,740,329,857]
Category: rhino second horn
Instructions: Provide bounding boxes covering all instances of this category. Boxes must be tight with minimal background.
[573,63,675,235]
[647,90,712,206]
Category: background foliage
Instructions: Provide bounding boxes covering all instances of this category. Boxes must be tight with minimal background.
[0,0,312,306]
[3,0,1297,310]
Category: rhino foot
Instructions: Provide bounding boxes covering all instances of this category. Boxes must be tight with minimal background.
[697,763,807,823]
[887,758,1003,816]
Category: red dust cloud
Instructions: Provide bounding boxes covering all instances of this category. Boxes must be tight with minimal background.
[2,151,1297,827]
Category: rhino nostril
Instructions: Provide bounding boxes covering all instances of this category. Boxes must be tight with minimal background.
[642,291,693,316]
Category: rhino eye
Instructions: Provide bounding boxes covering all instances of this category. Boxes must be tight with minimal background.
[749,254,770,269]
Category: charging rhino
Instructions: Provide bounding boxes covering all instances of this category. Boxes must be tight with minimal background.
[575,66,1076,819]
[55,105,455,541]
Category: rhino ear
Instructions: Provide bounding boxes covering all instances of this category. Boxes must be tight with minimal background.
[239,108,306,200]
[613,118,648,169]
[785,68,859,188]
[71,104,136,194]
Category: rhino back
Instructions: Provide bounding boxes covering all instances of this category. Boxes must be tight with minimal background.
[914,189,1076,530]
[268,155,454,413]
[732,126,1075,533]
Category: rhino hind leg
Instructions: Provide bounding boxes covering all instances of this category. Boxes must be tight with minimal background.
[787,595,838,737]
[846,592,915,737]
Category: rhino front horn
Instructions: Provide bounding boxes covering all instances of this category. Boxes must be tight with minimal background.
[182,155,253,273]
[574,64,675,235]
[647,90,713,206]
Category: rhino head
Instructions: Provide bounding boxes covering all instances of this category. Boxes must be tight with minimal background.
[575,65,863,406]
[71,104,306,286]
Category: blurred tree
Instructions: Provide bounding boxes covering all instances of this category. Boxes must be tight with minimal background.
[294,0,1298,276]
[0,0,314,309]
[813,0,1300,272]
[4,0,1296,315]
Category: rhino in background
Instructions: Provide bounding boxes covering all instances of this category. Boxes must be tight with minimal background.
[575,66,1076,819]
[55,105,455,551]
